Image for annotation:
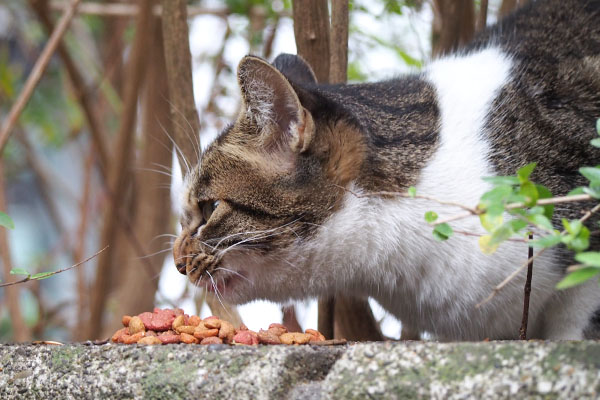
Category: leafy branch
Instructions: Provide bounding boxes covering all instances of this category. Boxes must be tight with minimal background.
[1,246,108,288]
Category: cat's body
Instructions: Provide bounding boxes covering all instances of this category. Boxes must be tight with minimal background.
[174,0,600,340]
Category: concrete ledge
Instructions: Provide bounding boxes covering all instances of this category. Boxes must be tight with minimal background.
[1,341,599,399]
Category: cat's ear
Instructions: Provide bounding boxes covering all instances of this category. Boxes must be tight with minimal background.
[272,54,317,85]
[237,55,314,153]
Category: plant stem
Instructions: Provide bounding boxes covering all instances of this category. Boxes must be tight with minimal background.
[519,234,534,340]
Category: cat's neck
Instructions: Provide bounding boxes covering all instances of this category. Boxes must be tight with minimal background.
[314,76,441,192]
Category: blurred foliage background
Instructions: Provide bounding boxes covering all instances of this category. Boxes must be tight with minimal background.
[0,0,512,342]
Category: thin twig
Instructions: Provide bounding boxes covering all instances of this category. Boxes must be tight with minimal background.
[477,202,600,308]
[0,0,81,153]
[519,234,534,340]
[0,246,108,289]
[49,1,230,18]
[347,188,480,214]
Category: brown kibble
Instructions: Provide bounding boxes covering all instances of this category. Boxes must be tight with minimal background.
[204,315,219,320]
[218,320,235,344]
[175,325,196,335]
[267,326,287,337]
[201,336,223,345]
[268,323,287,333]
[257,329,281,344]
[172,315,185,331]
[157,331,180,344]
[279,332,312,345]
[122,315,132,327]
[188,315,202,326]
[305,329,326,342]
[233,330,258,345]
[193,328,219,339]
[128,316,146,335]
[138,336,161,345]
[146,330,158,337]
[111,328,128,343]
[122,331,145,344]
[203,318,221,329]
[180,332,199,344]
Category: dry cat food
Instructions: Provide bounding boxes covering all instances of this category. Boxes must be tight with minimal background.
[111,308,327,346]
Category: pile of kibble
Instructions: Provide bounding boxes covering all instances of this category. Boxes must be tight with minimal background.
[111,308,326,345]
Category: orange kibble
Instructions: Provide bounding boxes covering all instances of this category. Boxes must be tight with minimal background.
[180,332,199,344]
[138,336,161,345]
[193,328,219,339]
[200,336,223,345]
[122,315,132,327]
[305,329,326,342]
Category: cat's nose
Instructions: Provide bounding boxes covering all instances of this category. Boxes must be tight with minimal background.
[176,263,187,275]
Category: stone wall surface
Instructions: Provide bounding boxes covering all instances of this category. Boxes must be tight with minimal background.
[1,341,599,399]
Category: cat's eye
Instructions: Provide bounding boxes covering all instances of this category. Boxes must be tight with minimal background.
[201,200,220,223]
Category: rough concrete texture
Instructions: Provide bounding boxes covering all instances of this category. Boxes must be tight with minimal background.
[1,341,599,399]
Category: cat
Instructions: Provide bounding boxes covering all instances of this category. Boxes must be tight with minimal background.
[173,0,600,340]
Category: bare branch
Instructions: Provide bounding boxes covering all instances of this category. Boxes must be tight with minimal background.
[0,0,81,153]
[0,246,108,289]
[49,1,230,18]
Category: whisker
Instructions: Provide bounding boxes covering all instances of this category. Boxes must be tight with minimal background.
[214,267,252,283]
[157,119,191,174]
[137,247,173,260]
[134,167,173,178]
[164,96,201,162]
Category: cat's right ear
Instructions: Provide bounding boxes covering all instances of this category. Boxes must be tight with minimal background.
[237,55,314,153]
[272,54,317,85]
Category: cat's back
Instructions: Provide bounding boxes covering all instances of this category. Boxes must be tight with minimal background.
[471,0,600,198]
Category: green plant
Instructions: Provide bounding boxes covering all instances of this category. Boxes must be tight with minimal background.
[424,118,600,291]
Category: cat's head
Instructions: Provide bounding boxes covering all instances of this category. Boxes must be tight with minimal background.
[172,54,365,303]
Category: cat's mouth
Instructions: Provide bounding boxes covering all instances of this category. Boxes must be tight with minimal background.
[174,250,248,296]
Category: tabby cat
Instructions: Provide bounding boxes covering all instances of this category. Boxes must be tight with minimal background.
[173,0,600,340]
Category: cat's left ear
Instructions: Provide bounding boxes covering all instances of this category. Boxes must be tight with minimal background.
[237,55,314,153]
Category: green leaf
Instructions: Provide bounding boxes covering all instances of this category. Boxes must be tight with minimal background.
[480,185,513,208]
[478,235,499,254]
[535,184,554,220]
[519,181,538,206]
[424,211,438,223]
[517,163,537,183]
[480,213,503,232]
[508,218,528,232]
[528,214,554,231]
[481,176,520,186]
[395,49,423,69]
[407,186,416,198]
[527,206,545,215]
[583,185,600,199]
[591,138,600,148]
[562,219,581,236]
[575,252,600,268]
[433,223,453,241]
[596,118,600,135]
[579,167,600,183]
[489,224,514,246]
[530,234,562,248]
[10,268,30,276]
[567,187,585,196]
[30,271,54,280]
[0,211,14,230]
[562,224,590,252]
[556,267,600,290]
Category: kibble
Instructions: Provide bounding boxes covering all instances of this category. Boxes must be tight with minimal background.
[111,308,327,346]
